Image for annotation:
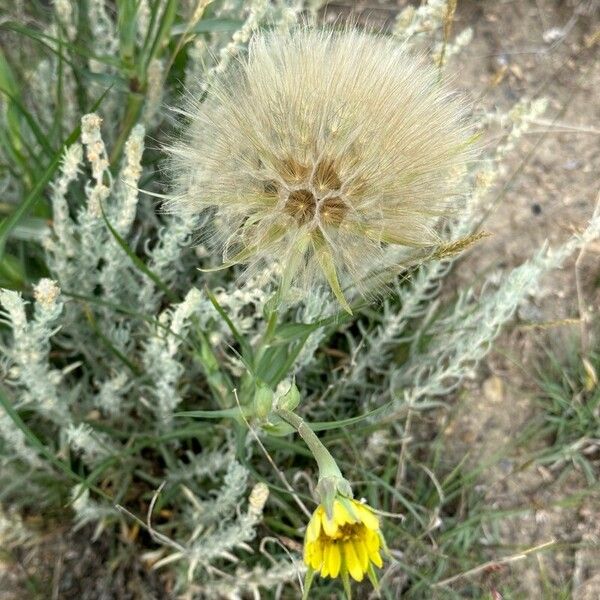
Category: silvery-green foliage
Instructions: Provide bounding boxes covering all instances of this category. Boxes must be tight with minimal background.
[66,422,117,467]
[395,208,600,410]
[185,0,296,92]
[293,287,335,371]
[193,559,304,600]
[168,448,235,484]
[0,280,66,421]
[153,478,270,583]
[187,460,249,526]
[70,485,119,536]
[95,372,131,417]
[0,412,43,469]
[142,287,203,423]
[0,1,598,598]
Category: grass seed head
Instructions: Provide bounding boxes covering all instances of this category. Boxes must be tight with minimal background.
[166,27,473,309]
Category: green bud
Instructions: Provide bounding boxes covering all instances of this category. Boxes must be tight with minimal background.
[276,382,300,411]
[253,382,273,419]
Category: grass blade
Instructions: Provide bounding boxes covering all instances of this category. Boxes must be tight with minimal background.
[99,202,179,303]
[0,87,111,259]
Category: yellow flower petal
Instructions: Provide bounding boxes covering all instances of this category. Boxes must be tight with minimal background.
[303,540,312,564]
[354,537,369,571]
[308,541,323,570]
[344,541,364,582]
[322,513,338,537]
[305,509,322,543]
[303,497,387,587]
[327,543,342,578]
[365,529,380,554]
[355,502,380,531]
[321,544,330,578]
[365,531,383,568]
[369,548,383,569]
[333,499,355,526]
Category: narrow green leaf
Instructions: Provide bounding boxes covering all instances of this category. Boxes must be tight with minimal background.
[205,286,255,368]
[0,386,111,500]
[366,563,380,592]
[341,567,352,600]
[0,253,26,288]
[0,87,110,260]
[312,233,352,314]
[0,21,121,69]
[174,407,247,420]
[310,402,393,432]
[302,568,316,600]
[273,310,353,344]
[99,202,179,304]
[0,47,22,150]
[0,85,54,158]
[116,0,138,74]
[141,0,177,77]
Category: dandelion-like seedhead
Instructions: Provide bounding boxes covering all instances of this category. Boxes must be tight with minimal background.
[168,27,472,308]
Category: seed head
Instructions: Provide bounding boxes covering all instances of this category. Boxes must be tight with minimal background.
[167,27,472,310]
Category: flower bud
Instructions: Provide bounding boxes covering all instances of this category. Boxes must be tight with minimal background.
[276,382,301,411]
[253,382,273,419]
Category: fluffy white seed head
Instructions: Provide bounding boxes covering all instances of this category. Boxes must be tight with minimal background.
[166,27,473,309]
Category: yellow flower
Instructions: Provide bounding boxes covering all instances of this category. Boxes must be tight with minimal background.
[304,496,385,592]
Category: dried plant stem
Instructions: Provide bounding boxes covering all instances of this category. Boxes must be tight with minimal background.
[432,539,557,588]
[575,189,600,356]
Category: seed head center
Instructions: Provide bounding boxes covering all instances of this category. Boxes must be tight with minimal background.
[284,189,348,226]
[285,188,316,225]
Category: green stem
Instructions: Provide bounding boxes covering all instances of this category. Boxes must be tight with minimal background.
[240,305,279,404]
[196,327,232,409]
[274,408,343,482]
[109,89,144,166]
[255,305,278,363]
[263,307,279,341]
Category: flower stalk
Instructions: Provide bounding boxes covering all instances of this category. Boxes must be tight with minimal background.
[273,407,352,512]
[272,407,387,598]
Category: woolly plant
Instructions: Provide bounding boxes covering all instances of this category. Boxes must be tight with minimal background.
[0,2,598,599]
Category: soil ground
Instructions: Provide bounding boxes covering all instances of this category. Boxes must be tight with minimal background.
[431,1,600,597]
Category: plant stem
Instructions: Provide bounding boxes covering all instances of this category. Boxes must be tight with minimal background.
[274,408,344,482]
[109,89,144,165]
